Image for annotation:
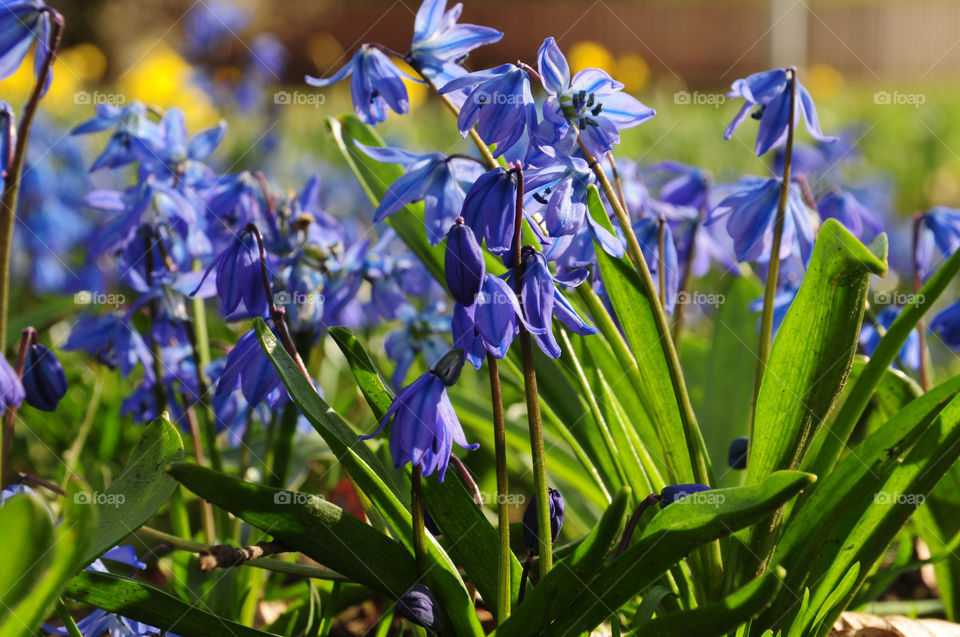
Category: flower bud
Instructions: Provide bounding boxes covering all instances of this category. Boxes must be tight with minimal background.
[522,487,565,551]
[22,343,67,412]
[728,437,748,470]
[659,484,712,508]
[445,219,485,306]
[396,584,439,631]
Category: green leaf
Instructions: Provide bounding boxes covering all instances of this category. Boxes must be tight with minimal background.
[254,320,483,636]
[807,243,960,476]
[807,563,860,637]
[329,326,393,419]
[167,462,416,595]
[637,566,786,637]
[914,465,960,620]
[0,484,97,637]
[65,571,278,637]
[528,471,815,635]
[83,414,184,565]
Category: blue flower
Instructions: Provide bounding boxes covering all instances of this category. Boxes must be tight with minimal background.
[64,315,154,380]
[192,232,269,320]
[361,350,477,481]
[215,328,287,408]
[445,218,484,305]
[515,247,596,358]
[633,216,679,314]
[537,37,655,159]
[522,487,565,551]
[817,188,883,242]
[355,142,467,245]
[728,437,748,470]
[659,483,712,508]
[461,166,517,254]
[383,303,450,388]
[930,300,960,350]
[439,64,538,155]
[0,0,57,94]
[72,102,155,172]
[0,355,23,411]
[453,273,532,368]
[709,177,814,264]
[21,342,66,411]
[409,0,502,85]
[650,161,711,211]
[396,584,440,632]
[306,45,412,125]
[724,68,835,156]
[860,306,920,371]
[916,207,960,278]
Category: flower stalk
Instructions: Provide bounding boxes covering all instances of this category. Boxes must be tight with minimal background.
[912,212,932,391]
[487,353,512,620]
[411,465,427,575]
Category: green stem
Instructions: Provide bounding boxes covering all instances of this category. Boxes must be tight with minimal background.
[750,67,798,439]
[913,213,931,391]
[55,598,83,637]
[411,466,426,575]
[487,354,512,621]
[673,179,711,342]
[0,10,63,352]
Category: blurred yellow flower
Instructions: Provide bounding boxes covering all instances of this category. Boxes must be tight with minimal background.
[118,43,218,129]
[804,63,844,101]
[393,58,428,110]
[568,41,614,75]
[615,54,650,92]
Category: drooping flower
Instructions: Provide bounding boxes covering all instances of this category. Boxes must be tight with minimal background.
[650,161,711,212]
[445,218,484,305]
[21,342,66,411]
[0,355,23,411]
[438,64,538,155]
[515,247,596,358]
[0,0,58,94]
[522,487,565,551]
[536,37,655,159]
[453,273,536,368]
[460,166,517,254]
[709,177,814,264]
[817,188,883,243]
[916,207,960,278]
[361,349,477,481]
[930,300,960,350]
[192,232,269,320]
[383,303,450,388]
[659,483,712,508]
[409,0,502,88]
[724,68,835,156]
[633,216,679,314]
[64,315,154,381]
[860,306,921,371]
[306,45,412,125]
[355,142,467,245]
[728,437,748,470]
[396,584,440,632]
[215,328,286,408]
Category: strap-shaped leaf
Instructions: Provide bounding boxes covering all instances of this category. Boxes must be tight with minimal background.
[167,462,416,596]
[83,414,184,565]
[65,571,277,637]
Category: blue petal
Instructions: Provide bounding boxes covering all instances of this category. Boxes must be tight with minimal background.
[537,37,570,96]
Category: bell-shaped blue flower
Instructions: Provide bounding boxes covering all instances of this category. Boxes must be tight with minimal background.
[0,355,23,411]
[817,188,883,242]
[21,342,66,411]
[516,247,596,358]
[522,487,565,551]
[215,328,286,408]
[0,0,57,95]
[356,142,466,245]
[537,37,655,159]
[396,584,440,632]
[453,273,535,368]
[445,218,484,305]
[361,349,478,481]
[461,166,517,254]
[916,207,960,279]
[728,437,748,470]
[306,45,412,125]
[930,300,960,350]
[724,68,835,156]
[439,64,537,156]
[64,315,154,381]
[192,232,269,320]
[659,483,712,508]
[651,161,711,211]
[409,0,502,85]
[709,177,814,264]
